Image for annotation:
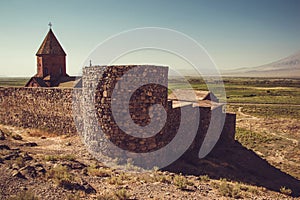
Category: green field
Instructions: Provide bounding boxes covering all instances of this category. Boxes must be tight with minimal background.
[227,104,300,119]
[169,77,300,105]
[169,77,300,119]
[0,77,29,87]
[2,77,300,105]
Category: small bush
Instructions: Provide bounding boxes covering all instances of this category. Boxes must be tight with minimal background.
[158,174,172,184]
[248,186,260,195]
[44,154,76,162]
[114,188,131,200]
[239,184,249,192]
[219,179,232,197]
[136,173,153,183]
[27,129,56,137]
[232,184,242,199]
[8,157,25,168]
[97,192,116,200]
[108,176,124,185]
[87,166,111,177]
[12,134,22,140]
[0,127,12,136]
[280,186,292,196]
[8,190,39,200]
[150,170,172,184]
[65,192,81,200]
[218,179,241,198]
[46,164,74,185]
[173,174,188,190]
[199,175,210,182]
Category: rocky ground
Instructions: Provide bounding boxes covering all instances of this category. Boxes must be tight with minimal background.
[0,124,297,200]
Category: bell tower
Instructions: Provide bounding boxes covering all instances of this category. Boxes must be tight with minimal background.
[35,23,67,78]
[26,23,71,87]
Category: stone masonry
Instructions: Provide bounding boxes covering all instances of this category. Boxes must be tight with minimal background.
[0,65,236,165]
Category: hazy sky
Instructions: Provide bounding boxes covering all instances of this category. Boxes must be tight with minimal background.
[0,0,300,76]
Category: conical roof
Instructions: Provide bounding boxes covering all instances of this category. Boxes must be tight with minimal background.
[36,28,66,56]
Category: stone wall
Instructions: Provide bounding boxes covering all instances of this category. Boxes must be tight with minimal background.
[0,87,81,134]
[0,65,236,166]
[82,65,172,154]
[80,65,236,167]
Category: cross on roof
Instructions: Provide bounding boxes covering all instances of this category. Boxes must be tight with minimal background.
[48,22,52,29]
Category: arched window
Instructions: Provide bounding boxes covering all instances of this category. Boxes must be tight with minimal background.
[59,67,62,75]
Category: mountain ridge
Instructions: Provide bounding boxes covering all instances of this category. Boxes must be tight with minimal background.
[222,52,300,78]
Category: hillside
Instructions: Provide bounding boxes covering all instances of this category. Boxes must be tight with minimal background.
[0,78,299,199]
[222,52,300,78]
[0,125,297,200]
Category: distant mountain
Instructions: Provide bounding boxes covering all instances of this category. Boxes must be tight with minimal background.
[222,52,300,78]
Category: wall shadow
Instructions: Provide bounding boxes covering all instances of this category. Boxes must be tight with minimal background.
[163,141,300,197]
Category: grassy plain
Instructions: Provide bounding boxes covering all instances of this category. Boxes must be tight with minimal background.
[169,77,300,104]
[0,77,29,87]
[170,76,300,181]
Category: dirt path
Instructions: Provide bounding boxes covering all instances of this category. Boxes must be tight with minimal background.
[237,107,259,120]
[236,106,299,146]
[228,102,300,107]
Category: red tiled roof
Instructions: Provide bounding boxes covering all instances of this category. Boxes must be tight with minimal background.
[36,29,66,56]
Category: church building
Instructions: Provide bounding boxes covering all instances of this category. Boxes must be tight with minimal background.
[25,24,74,87]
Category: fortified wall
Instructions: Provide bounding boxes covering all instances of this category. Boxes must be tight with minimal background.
[0,65,235,162]
[81,65,235,164]
[0,87,81,134]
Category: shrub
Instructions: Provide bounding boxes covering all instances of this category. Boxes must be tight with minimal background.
[151,170,172,184]
[12,134,22,140]
[44,154,76,162]
[108,176,124,185]
[199,175,210,182]
[280,186,292,196]
[114,188,131,200]
[248,186,260,195]
[232,184,242,199]
[8,190,39,200]
[0,127,12,136]
[65,192,81,200]
[87,166,111,177]
[97,193,116,200]
[219,179,232,197]
[8,157,25,168]
[157,174,172,184]
[173,174,188,190]
[27,129,56,137]
[46,164,74,185]
[218,179,241,198]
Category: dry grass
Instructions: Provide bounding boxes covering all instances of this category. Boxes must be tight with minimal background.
[87,165,112,177]
[199,174,210,182]
[97,192,116,200]
[46,164,74,186]
[8,190,39,200]
[114,188,131,200]
[12,134,22,140]
[27,128,57,138]
[44,154,76,162]
[173,174,189,190]
[280,186,292,196]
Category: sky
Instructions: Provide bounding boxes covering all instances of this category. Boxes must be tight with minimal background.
[0,0,300,76]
